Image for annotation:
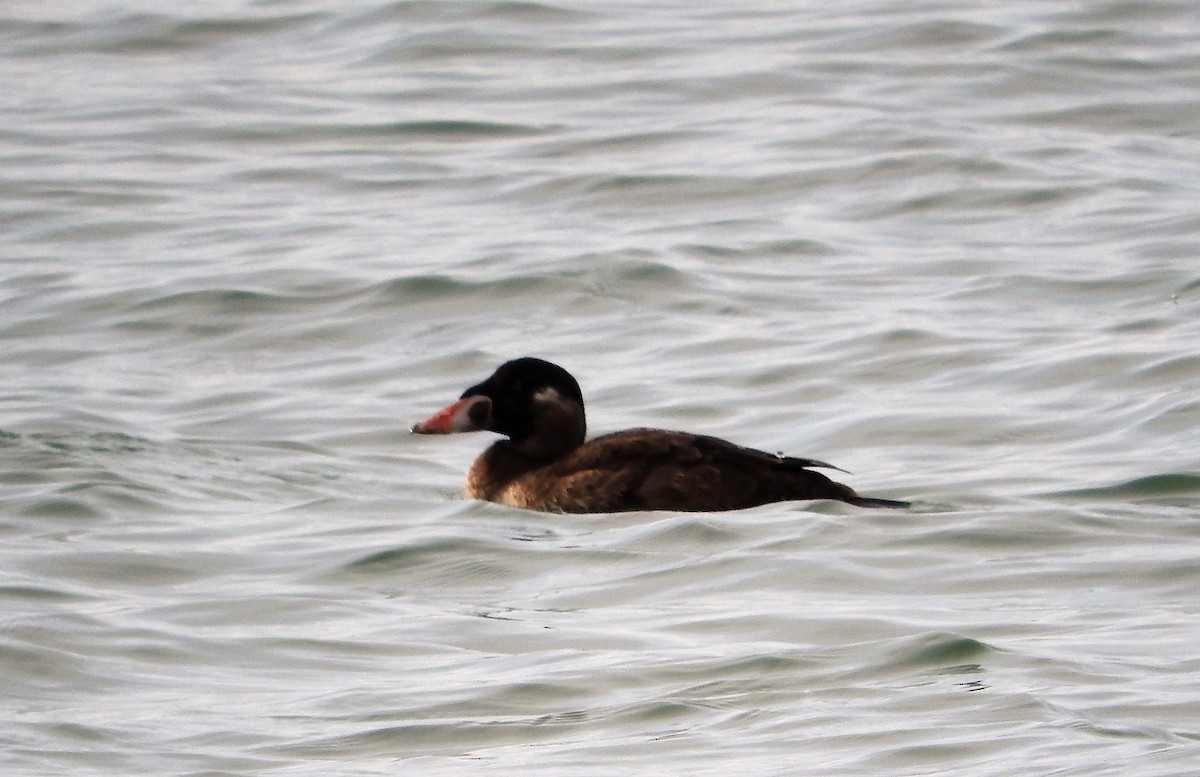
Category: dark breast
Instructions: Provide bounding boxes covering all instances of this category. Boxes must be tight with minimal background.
[492,428,859,513]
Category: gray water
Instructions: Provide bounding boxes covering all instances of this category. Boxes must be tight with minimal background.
[3,1,1200,774]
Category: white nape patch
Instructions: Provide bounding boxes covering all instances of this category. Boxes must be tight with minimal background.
[532,386,564,405]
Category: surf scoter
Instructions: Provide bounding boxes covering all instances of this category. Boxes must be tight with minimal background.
[412,357,909,512]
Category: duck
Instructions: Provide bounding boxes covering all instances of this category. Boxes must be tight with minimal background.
[411,357,909,513]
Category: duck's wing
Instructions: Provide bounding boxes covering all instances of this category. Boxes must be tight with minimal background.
[544,429,858,512]
[687,433,850,474]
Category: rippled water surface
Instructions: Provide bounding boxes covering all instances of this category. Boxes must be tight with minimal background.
[3,1,1200,775]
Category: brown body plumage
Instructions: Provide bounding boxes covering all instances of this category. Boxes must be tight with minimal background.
[412,357,908,513]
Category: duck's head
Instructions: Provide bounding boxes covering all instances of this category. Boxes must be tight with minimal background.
[412,357,587,459]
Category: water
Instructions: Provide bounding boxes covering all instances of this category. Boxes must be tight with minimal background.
[3,1,1200,774]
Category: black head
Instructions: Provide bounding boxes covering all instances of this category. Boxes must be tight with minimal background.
[462,357,585,443]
